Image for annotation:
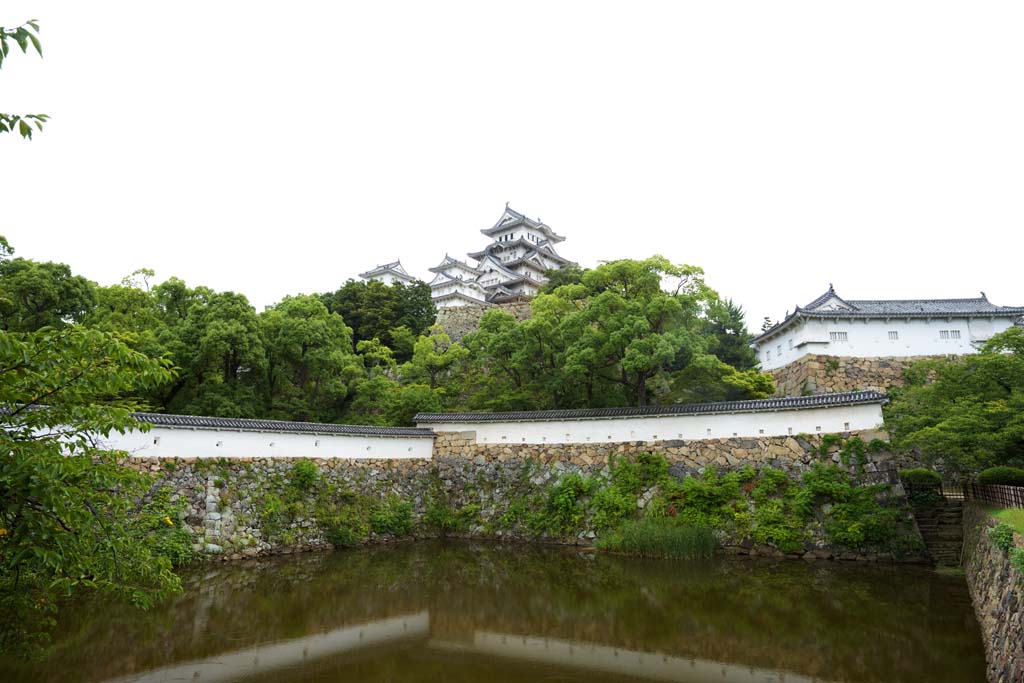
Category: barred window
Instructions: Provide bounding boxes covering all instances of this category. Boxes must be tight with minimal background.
[829,331,848,342]
[940,330,960,340]
[888,331,899,341]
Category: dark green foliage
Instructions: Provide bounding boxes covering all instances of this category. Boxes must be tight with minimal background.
[977,467,1024,486]
[1011,548,1024,577]
[535,473,598,535]
[596,518,716,559]
[885,328,1024,477]
[319,280,435,359]
[988,522,1016,552]
[0,327,182,657]
[899,468,942,487]
[290,460,320,492]
[425,500,480,534]
[370,497,414,537]
[0,257,96,332]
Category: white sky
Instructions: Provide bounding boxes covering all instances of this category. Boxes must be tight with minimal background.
[2,1,1022,329]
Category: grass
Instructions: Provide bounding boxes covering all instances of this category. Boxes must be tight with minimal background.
[595,518,716,560]
[987,506,1024,535]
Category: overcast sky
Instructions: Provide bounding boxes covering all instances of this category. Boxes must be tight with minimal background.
[2,1,1022,328]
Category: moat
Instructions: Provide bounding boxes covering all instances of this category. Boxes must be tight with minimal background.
[1,541,986,683]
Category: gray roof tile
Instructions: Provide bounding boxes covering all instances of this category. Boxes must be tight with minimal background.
[133,413,435,438]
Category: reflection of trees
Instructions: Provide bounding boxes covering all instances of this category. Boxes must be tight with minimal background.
[4,542,984,683]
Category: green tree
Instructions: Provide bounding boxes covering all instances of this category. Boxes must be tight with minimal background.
[703,298,758,370]
[885,327,1024,477]
[165,291,264,417]
[0,327,182,656]
[0,249,96,332]
[258,295,362,421]
[0,20,49,139]
[320,280,435,358]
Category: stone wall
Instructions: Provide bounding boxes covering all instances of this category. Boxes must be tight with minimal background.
[135,427,908,562]
[962,503,1024,683]
[770,354,931,397]
[434,300,532,342]
[432,428,898,478]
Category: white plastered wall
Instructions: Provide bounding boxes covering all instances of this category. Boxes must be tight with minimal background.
[756,317,1017,370]
[99,426,434,459]
[418,402,884,445]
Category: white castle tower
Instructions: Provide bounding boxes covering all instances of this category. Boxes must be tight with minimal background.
[427,205,575,307]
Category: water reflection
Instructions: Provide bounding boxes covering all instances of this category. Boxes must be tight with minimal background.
[0,541,986,683]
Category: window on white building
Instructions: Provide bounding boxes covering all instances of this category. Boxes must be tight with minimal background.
[776,344,782,355]
[888,331,898,341]
[829,331,848,342]
[788,339,793,350]
[767,350,772,360]
[940,330,960,340]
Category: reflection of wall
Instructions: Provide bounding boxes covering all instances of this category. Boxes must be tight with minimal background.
[100,611,430,683]
[434,631,826,683]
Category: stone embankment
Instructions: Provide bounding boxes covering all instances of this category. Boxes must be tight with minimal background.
[962,503,1024,682]
[770,355,930,397]
[434,300,531,342]
[133,429,913,562]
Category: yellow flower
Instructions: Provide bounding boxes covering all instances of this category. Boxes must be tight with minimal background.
[0,528,8,536]
[163,516,173,526]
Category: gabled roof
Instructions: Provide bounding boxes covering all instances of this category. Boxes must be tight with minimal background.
[753,285,1024,343]
[415,391,888,424]
[359,260,417,282]
[480,204,566,243]
[134,412,435,438]
[429,254,482,275]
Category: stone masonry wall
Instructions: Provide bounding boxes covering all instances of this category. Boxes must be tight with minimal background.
[432,428,898,479]
[770,354,932,397]
[962,503,1024,683]
[134,428,907,562]
[434,300,532,342]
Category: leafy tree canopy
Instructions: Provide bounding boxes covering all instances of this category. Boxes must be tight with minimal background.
[0,327,185,656]
[885,327,1024,478]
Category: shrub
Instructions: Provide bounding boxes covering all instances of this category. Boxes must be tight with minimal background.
[596,518,715,559]
[977,467,1024,487]
[899,468,941,487]
[425,499,479,534]
[592,486,636,530]
[370,497,414,537]
[290,460,320,491]
[988,522,1016,552]
[1011,547,1024,577]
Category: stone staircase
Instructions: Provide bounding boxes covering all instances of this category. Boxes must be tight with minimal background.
[913,500,964,566]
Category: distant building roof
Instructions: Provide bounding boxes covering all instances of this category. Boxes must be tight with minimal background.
[754,285,1024,343]
[359,260,418,283]
[134,412,435,438]
[429,254,482,275]
[415,391,887,424]
[480,204,565,243]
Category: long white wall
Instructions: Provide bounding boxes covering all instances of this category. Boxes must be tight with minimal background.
[417,402,883,446]
[757,317,1016,370]
[99,426,434,459]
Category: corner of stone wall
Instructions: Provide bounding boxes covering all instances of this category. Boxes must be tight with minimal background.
[770,354,929,397]
[962,502,1024,683]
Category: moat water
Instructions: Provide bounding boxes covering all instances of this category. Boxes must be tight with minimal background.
[1,541,986,683]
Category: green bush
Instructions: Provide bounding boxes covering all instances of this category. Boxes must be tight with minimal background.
[370,497,414,537]
[899,468,942,487]
[425,499,480,534]
[533,473,597,535]
[592,485,636,530]
[596,518,715,559]
[1011,547,1024,577]
[290,460,320,491]
[989,522,1016,552]
[977,467,1024,487]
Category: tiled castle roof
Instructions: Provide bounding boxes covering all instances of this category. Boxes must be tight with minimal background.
[133,412,436,438]
[415,391,887,424]
[754,285,1024,343]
